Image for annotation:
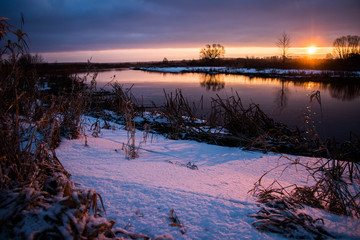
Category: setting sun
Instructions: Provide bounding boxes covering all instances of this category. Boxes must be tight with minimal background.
[307,46,317,54]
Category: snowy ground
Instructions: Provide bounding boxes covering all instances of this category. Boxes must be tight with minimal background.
[138,66,360,77]
[56,117,360,239]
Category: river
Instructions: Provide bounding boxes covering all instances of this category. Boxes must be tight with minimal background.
[83,68,360,142]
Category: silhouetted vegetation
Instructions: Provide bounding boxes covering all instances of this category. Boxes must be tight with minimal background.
[199,43,225,61]
[333,35,360,59]
[40,56,360,73]
[28,40,360,75]
[276,32,291,64]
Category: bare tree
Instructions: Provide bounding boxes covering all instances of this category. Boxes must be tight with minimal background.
[333,35,360,59]
[276,32,291,64]
[200,43,225,60]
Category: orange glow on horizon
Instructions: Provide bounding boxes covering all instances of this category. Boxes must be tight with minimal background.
[40,46,334,63]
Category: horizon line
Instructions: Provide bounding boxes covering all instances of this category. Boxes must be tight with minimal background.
[36,46,334,63]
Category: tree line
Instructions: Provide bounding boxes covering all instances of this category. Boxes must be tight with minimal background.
[199,33,360,61]
[333,35,360,59]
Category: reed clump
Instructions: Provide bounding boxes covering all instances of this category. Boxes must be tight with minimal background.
[162,89,197,139]
[122,101,139,159]
[292,157,360,217]
[208,91,360,162]
[0,17,120,238]
[210,92,307,153]
[159,89,218,141]
[249,153,360,238]
[96,85,359,164]
[249,181,333,239]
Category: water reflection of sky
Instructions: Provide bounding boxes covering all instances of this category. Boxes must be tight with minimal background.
[81,69,360,142]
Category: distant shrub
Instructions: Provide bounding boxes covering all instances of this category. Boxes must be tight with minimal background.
[200,43,225,61]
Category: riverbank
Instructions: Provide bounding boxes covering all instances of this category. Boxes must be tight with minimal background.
[137,66,360,80]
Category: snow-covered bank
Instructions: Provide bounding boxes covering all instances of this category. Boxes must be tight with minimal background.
[138,67,360,78]
[56,117,360,239]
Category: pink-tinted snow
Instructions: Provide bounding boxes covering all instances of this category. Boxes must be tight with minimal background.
[56,117,360,239]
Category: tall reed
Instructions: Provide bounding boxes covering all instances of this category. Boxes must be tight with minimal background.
[0,17,120,238]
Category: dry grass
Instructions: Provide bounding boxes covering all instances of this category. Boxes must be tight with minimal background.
[296,158,360,217]
[158,89,218,141]
[0,18,123,238]
[122,101,139,159]
[211,92,276,138]
[110,82,140,115]
[249,153,360,238]
[210,92,307,153]
[249,183,333,239]
[169,209,186,234]
[121,102,154,159]
[0,176,117,239]
[162,89,197,139]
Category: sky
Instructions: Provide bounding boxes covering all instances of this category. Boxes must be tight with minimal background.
[1,0,359,62]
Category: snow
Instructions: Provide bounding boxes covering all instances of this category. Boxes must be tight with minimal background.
[56,117,360,239]
[139,67,360,77]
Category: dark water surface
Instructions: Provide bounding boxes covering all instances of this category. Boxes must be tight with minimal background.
[86,69,360,142]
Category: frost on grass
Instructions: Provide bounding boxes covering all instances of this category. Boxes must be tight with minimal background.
[249,187,333,239]
[0,170,115,239]
[249,153,360,239]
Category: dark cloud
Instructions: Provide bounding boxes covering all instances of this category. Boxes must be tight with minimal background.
[1,0,359,52]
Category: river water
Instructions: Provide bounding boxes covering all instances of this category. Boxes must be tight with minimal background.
[85,68,360,142]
